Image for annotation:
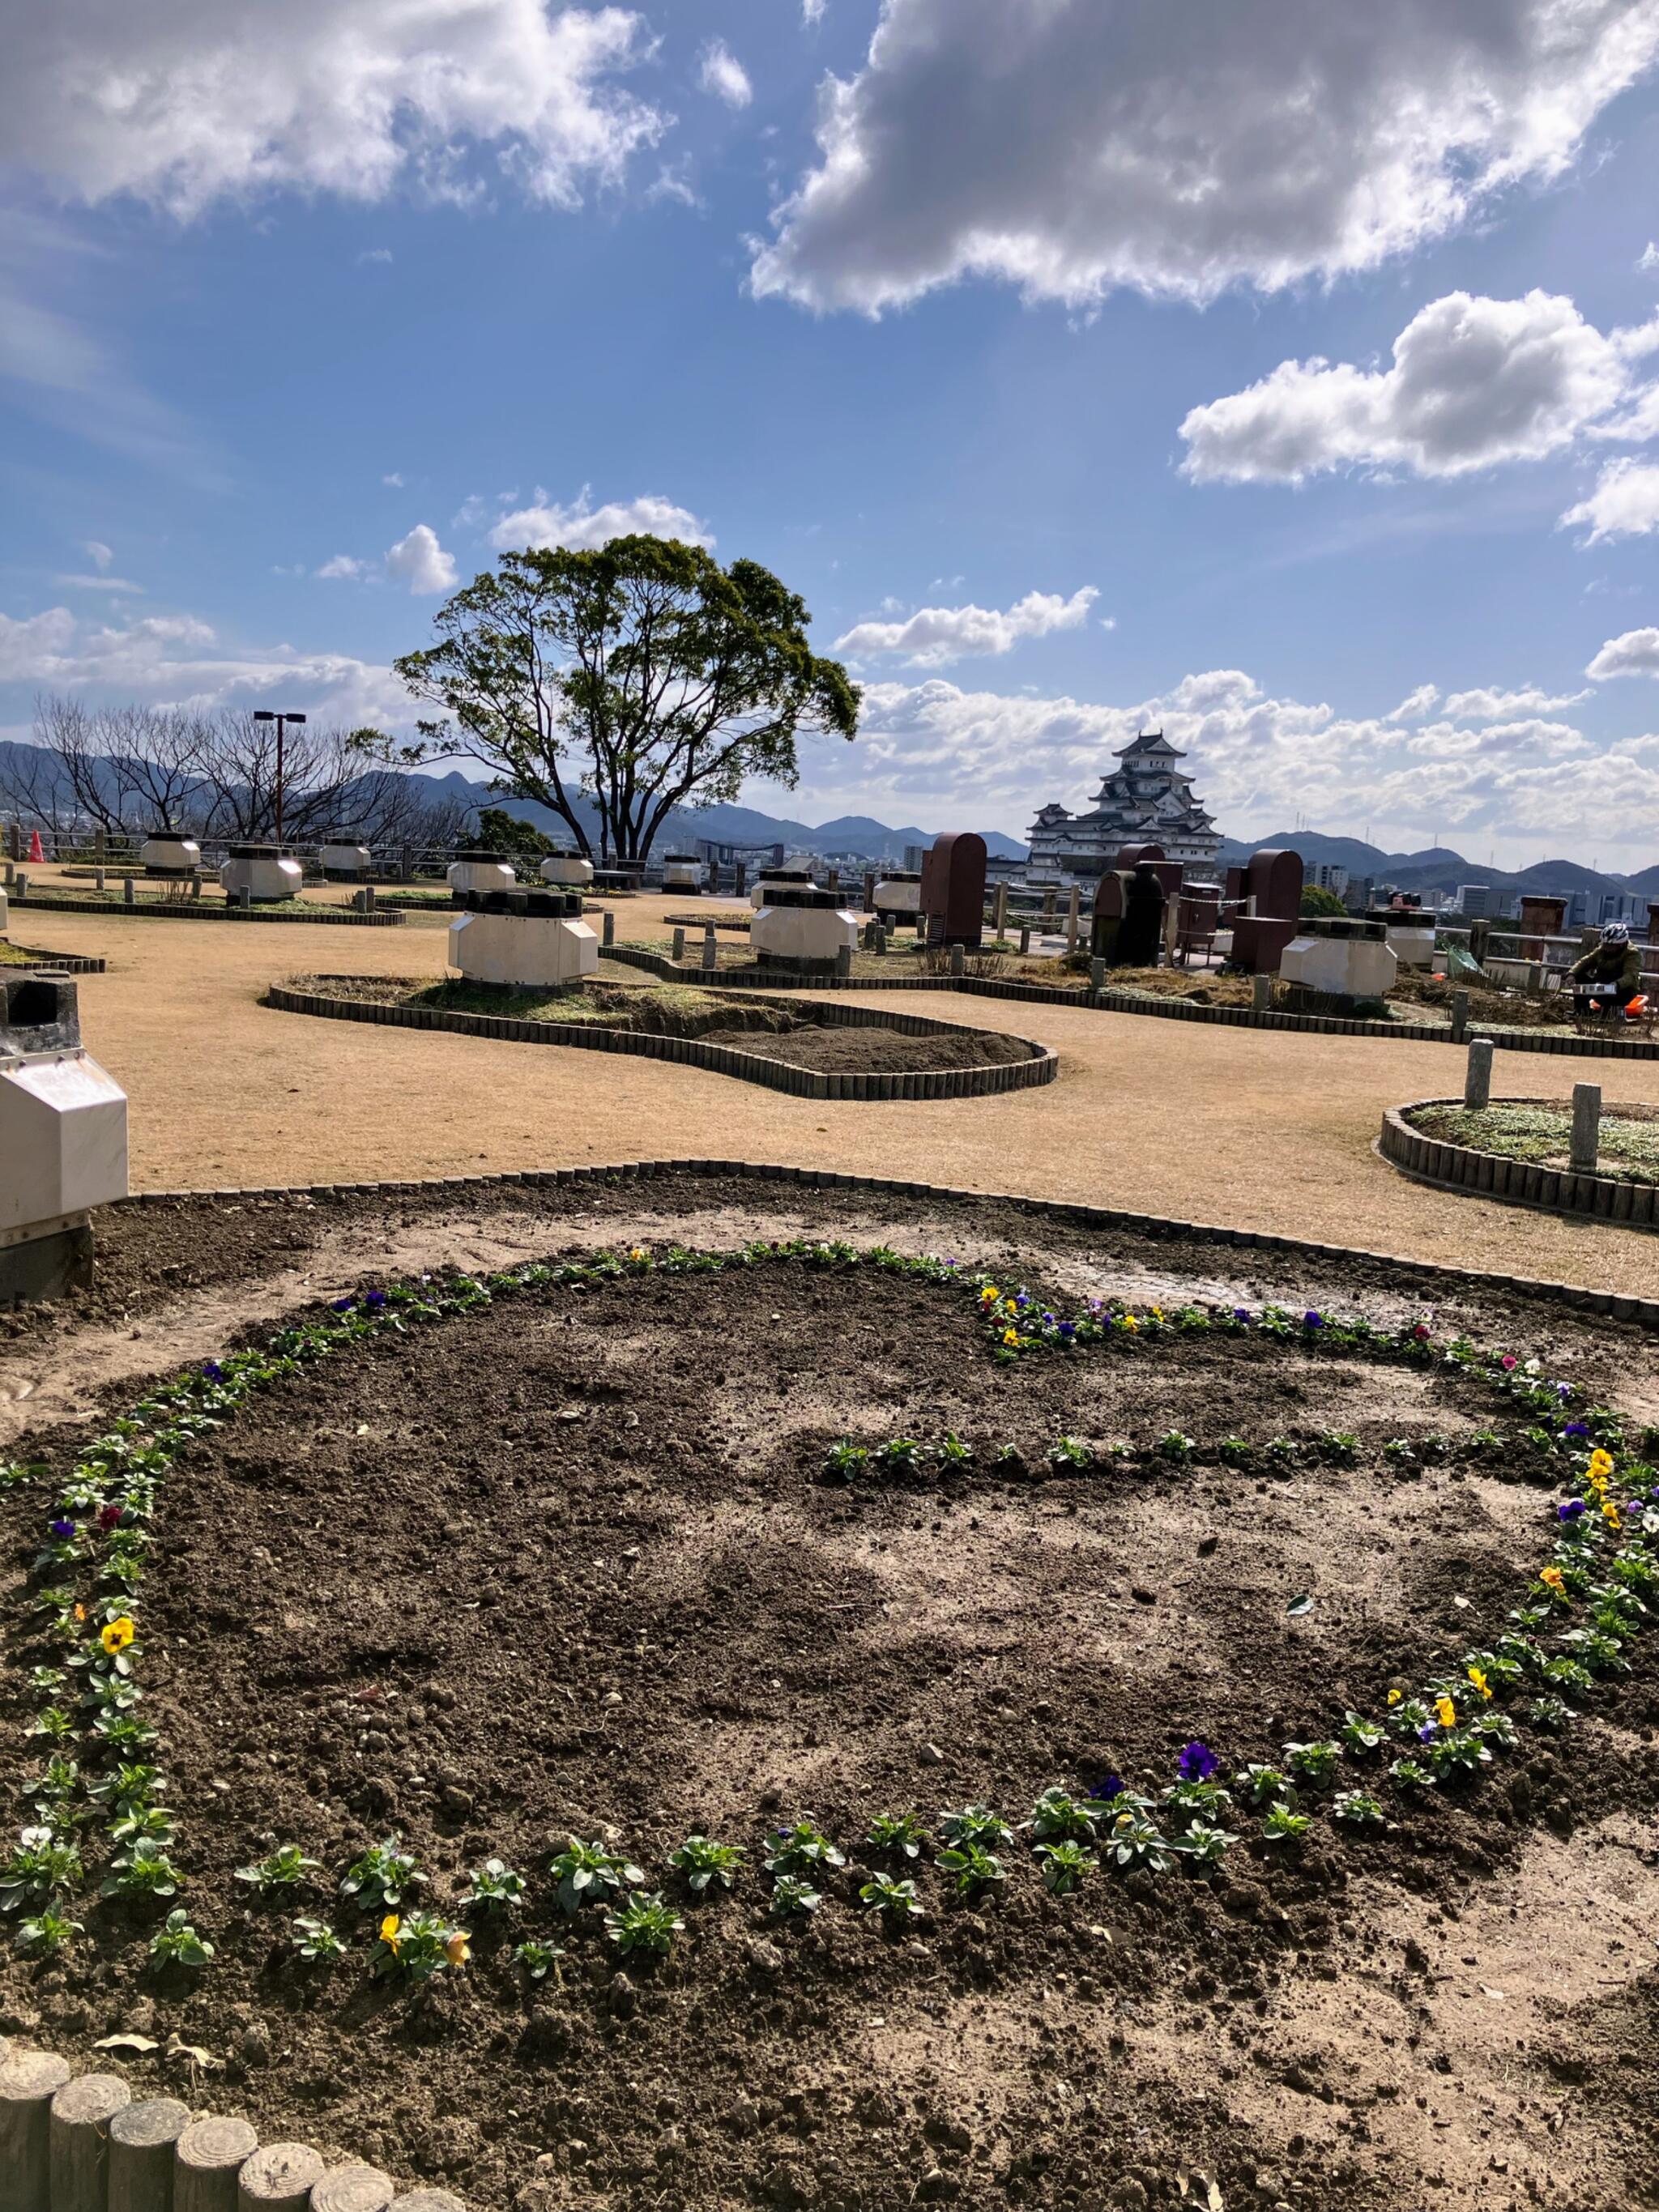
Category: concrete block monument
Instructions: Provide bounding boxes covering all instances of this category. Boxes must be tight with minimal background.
[539,851,595,889]
[1368,903,1436,970]
[919,833,987,950]
[1280,916,1397,1008]
[219,845,302,902]
[447,850,517,897]
[321,842,372,881]
[872,870,922,923]
[0,973,128,1305]
[662,854,705,893]
[752,884,860,974]
[749,860,815,910]
[449,888,598,989]
[141,831,201,877]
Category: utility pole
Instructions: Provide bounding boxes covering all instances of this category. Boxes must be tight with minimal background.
[253,710,306,844]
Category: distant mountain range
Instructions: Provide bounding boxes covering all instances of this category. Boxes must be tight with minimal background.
[1219,830,1657,904]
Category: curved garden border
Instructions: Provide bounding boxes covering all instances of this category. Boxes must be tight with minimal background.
[266,979,1060,1103]
[1381,1097,1659,1231]
[6,891,404,928]
[5,945,107,974]
[608,944,1659,1061]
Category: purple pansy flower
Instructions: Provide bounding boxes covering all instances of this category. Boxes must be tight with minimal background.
[1233,1307,1252,1324]
[1303,1310,1324,1330]
[1563,1421,1589,1438]
[1417,1723,1438,1744]
[1558,1499,1587,1522]
[49,1516,75,1541]
[365,1290,388,1311]
[201,1360,223,1383]
[1090,1772,1125,1804]
[1177,1741,1219,1783]
[331,1296,354,1313]
[1058,1320,1077,1341]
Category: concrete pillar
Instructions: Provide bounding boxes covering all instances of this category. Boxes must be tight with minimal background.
[1464,1037,1493,1109]
[949,944,965,977]
[15,872,27,900]
[1571,1082,1601,1172]
[123,875,136,907]
[700,931,717,972]
[96,865,107,890]
[734,861,746,897]
[1065,884,1080,952]
[1450,988,1469,1042]
[672,927,685,961]
[863,869,876,914]
[1018,926,1031,955]
[1090,956,1105,992]
[827,867,839,893]
[994,882,1008,940]
[835,944,852,978]
[239,884,253,910]
[1252,974,1271,1014]
[601,910,615,948]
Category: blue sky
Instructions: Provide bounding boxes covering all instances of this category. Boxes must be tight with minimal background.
[6,0,1659,863]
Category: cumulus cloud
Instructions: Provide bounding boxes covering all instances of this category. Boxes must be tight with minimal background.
[488,488,714,552]
[1587,625,1659,679]
[1387,684,1439,722]
[384,524,458,595]
[316,554,373,581]
[751,0,1659,313]
[83,539,112,570]
[1180,292,1642,484]
[834,587,1098,668]
[2,0,664,216]
[698,40,753,109]
[802,0,825,23]
[791,663,1633,857]
[0,599,407,723]
[1442,684,1590,719]
[1561,456,1659,540]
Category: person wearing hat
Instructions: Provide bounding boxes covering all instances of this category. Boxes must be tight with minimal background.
[1567,921,1644,1012]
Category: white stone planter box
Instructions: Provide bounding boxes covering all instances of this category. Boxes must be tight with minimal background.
[1385,923,1436,969]
[141,835,201,876]
[872,876,922,916]
[220,854,302,901]
[322,842,372,878]
[450,910,599,988]
[753,901,859,965]
[540,855,595,888]
[663,859,704,892]
[1281,932,1397,1000]
[0,1051,128,1231]
[448,859,517,895]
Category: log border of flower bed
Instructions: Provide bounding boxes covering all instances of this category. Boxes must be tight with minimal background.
[265,980,1060,1103]
[608,944,1659,1062]
[5,946,107,974]
[7,892,405,928]
[1380,1098,1659,1232]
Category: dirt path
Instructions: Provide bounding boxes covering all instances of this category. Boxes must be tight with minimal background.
[14,896,1659,1298]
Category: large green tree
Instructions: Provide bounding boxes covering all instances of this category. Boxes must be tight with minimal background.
[376,535,860,863]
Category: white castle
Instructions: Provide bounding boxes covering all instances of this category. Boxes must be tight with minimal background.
[1026,730,1222,883]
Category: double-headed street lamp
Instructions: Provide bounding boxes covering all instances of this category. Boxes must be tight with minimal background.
[252,709,306,846]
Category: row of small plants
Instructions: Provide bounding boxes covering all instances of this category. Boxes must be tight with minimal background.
[1,1240,1653,1982]
[821,1425,1533,1481]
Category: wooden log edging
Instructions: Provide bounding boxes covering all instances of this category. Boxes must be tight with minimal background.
[603,945,1659,1061]
[0,2042,465,2212]
[107,1157,1659,1329]
[7,945,109,974]
[1380,1098,1659,1233]
[8,894,405,928]
[263,983,1060,1105]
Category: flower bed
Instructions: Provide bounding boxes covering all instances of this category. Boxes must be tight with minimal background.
[2,1242,1655,2208]
[1382,1096,1659,1227]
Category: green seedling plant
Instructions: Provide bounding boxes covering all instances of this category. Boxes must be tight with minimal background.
[1157,1430,1194,1463]
[1340,1713,1386,1755]
[0,1828,83,1911]
[823,1441,869,1482]
[1388,1758,1435,1791]
[767,1875,822,1918]
[1232,1763,1289,1809]
[1332,1791,1386,1828]
[1527,1695,1576,1732]
[459,1859,527,1914]
[866,1813,928,1861]
[1261,1802,1311,1844]
[1046,1435,1093,1471]
[1427,1730,1492,1779]
[668,1835,745,1894]
[1102,1814,1175,1874]
[1162,1779,1231,1828]
[1035,1840,1095,1894]
[1318,1431,1360,1465]
[340,1837,424,1913]
[937,1841,1005,1897]
[88,1763,164,1810]
[550,1839,642,1914]
[23,1758,79,1807]
[236,1847,319,1894]
[149,1909,212,1967]
[28,1709,74,1744]
[1284,1739,1341,1784]
[93,1714,157,1754]
[100,1850,181,1901]
[17,1909,81,1955]
[860,1873,923,1921]
[1172,1822,1236,1868]
[371,1910,468,1982]
[765,1818,845,1881]
[1025,1786,1096,1843]
[514,1938,565,1981]
[109,1805,177,1852]
[292,1916,346,1963]
[28,1668,66,1698]
[604,1890,684,1957]
[939,1805,1013,1851]
[938,1433,973,1467]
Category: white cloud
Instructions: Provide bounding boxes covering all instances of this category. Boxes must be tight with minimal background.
[1387,683,1439,722]
[1181,292,1638,484]
[384,524,457,595]
[802,0,825,23]
[488,488,714,552]
[1561,455,1659,540]
[751,1,1659,313]
[316,554,373,581]
[83,539,112,571]
[2,0,665,217]
[834,586,1098,668]
[1641,241,1659,272]
[698,40,753,109]
[1587,624,1659,679]
[382,472,404,488]
[357,247,394,266]
[52,572,143,593]
[1442,684,1590,719]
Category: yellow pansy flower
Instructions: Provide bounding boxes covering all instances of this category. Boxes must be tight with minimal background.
[1588,1469,1609,1496]
[446,1929,471,1967]
[1387,1689,1402,1707]
[980,1285,998,1306]
[1467,1667,1491,1701]
[1588,1448,1614,1477]
[380,1914,401,1950]
[1539,1565,1566,1593]
[1121,1314,1139,1332]
[100,1617,135,1655]
[1435,1695,1456,1729]
[1002,1328,1019,1347]
[1602,1501,1622,1531]
[629,1246,648,1263]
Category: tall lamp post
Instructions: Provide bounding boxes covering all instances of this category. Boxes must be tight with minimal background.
[252,710,306,846]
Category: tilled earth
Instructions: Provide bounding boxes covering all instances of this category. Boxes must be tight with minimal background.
[0,1185,1656,2212]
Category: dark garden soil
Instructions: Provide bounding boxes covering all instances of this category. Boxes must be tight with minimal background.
[2,1237,1657,2212]
[284,976,1038,1079]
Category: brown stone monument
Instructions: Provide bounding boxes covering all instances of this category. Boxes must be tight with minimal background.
[920,833,987,949]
